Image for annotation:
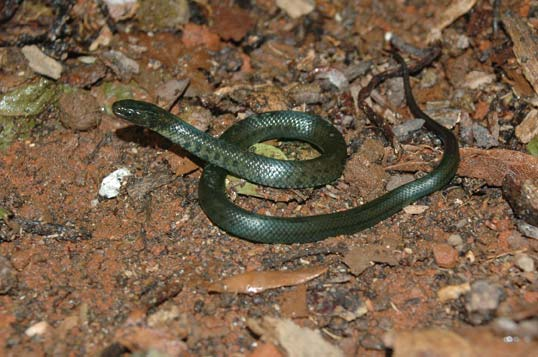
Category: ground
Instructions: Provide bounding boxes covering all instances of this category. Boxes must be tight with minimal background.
[0,1,538,356]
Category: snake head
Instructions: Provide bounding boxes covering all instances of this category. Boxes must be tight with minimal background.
[112,99,168,127]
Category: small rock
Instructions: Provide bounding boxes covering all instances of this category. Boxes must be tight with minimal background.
[425,103,461,129]
[455,34,470,50]
[21,45,63,79]
[465,280,505,325]
[517,220,538,239]
[515,254,535,272]
[179,105,212,132]
[393,119,425,141]
[432,243,459,269]
[447,234,463,247]
[437,282,471,302]
[360,333,384,350]
[317,68,349,90]
[515,109,538,144]
[99,168,132,199]
[137,0,190,30]
[386,174,415,191]
[276,0,315,19]
[359,139,384,163]
[471,123,499,149]
[58,90,102,131]
[0,255,16,294]
[101,50,139,79]
[386,77,404,107]
[155,79,190,107]
[25,321,51,337]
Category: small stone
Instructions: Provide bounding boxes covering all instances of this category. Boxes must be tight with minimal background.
[432,243,459,269]
[276,0,315,19]
[515,254,535,272]
[0,255,17,294]
[386,174,415,191]
[360,333,384,350]
[393,119,425,140]
[98,168,132,199]
[471,123,499,149]
[447,234,463,247]
[465,280,505,325]
[58,90,102,131]
[25,321,51,337]
[518,220,538,239]
[101,50,139,79]
[21,45,63,79]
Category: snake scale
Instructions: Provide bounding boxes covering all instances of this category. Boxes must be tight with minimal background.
[112,54,460,244]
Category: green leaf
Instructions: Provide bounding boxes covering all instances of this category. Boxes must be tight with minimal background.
[528,135,538,156]
[0,78,59,116]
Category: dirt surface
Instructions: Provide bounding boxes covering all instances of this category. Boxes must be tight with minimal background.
[1,1,538,356]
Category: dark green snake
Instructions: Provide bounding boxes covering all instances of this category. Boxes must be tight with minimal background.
[112,54,459,244]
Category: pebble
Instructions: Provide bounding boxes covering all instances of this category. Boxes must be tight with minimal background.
[393,119,424,140]
[58,90,102,131]
[465,280,505,325]
[386,174,415,191]
[470,122,499,149]
[98,168,132,199]
[25,321,51,337]
[517,220,538,239]
[360,333,384,350]
[433,243,459,269]
[515,254,535,272]
[447,234,463,247]
[0,255,17,294]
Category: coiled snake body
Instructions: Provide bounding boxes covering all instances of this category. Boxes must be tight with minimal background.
[112,54,459,244]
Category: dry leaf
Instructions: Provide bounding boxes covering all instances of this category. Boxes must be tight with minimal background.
[248,317,343,357]
[207,265,327,294]
[115,326,188,357]
[343,246,399,276]
[458,148,538,186]
[384,327,538,357]
[384,328,474,357]
[502,11,538,95]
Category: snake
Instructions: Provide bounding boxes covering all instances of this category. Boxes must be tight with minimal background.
[112,54,459,244]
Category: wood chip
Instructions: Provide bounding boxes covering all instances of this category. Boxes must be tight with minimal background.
[248,317,343,357]
[427,0,478,43]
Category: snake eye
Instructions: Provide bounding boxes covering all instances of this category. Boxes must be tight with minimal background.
[112,101,135,119]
